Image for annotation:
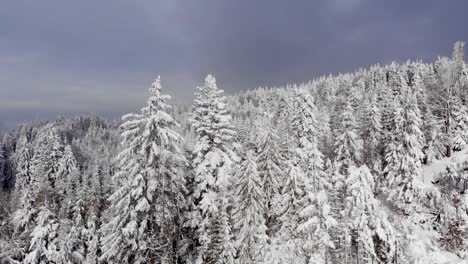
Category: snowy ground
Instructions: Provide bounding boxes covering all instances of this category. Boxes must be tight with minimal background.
[422,148,468,184]
[415,148,468,263]
[385,147,468,264]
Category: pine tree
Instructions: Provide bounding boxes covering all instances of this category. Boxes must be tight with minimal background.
[84,213,100,264]
[24,204,64,264]
[274,91,293,139]
[84,166,106,264]
[188,74,237,264]
[291,88,325,190]
[255,126,284,236]
[100,76,187,263]
[422,109,445,164]
[289,88,336,262]
[334,101,362,174]
[57,144,79,219]
[62,177,87,264]
[330,99,363,262]
[14,136,33,199]
[298,186,336,263]
[10,126,64,262]
[0,140,15,192]
[45,127,64,191]
[383,102,405,193]
[450,98,468,150]
[12,135,36,242]
[345,165,396,261]
[276,157,307,262]
[62,210,85,263]
[30,126,64,205]
[363,96,383,175]
[384,95,425,213]
[232,150,268,264]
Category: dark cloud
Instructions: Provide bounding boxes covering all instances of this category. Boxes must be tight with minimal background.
[1,0,468,128]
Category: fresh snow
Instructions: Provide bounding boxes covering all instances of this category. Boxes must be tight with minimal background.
[394,146,468,264]
[422,146,468,183]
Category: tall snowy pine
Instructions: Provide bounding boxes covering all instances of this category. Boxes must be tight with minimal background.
[255,126,284,236]
[232,150,268,264]
[188,74,237,264]
[100,76,187,263]
[345,165,395,262]
[291,88,336,262]
[334,100,362,173]
[384,94,425,213]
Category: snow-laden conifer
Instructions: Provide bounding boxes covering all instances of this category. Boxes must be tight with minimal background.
[334,101,362,174]
[345,165,395,261]
[255,126,284,234]
[100,76,187,263]
[188,74,237,264]
[233,150,268,264]
[384,95,425,213]
[24,204,64,264]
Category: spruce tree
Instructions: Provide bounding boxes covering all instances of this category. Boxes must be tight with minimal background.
[188,74,237,264]
[232,150,268,264]
[255,126,284,236]
[24,204,64,264]
[298,185,336,263]
[450,98,468,150]
[291,88,325,190]
[384,95,425,213]
[14,136,34,200]
[363,96,383,175]
[345,165,395,261]
[334,100,362,174]
[11,125,64,262]
[100,76,187,263]
[277,157,307,262]
[422,109,445,164]
[84,214,100,264]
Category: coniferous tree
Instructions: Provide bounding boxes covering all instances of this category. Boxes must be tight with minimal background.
[384,94,425,213]
[62,197,86,263]
[233,150,268,264]
[14,136,33,200]
[84,214,100,264]
[331,99,363,262]
[345,165,395,262]
[24,204,64,264]
[255,126,284,236]
[334,100,362,174]
[100,76,187,263]
[422,109,445,164]
[450,98,468,150]
[363,96,383,177]
[9,125,65,262]
[276,157,307,263]
[57,145,79,218]
[291,88,324,190]
[187,74,237,264]
[297,175,336,263]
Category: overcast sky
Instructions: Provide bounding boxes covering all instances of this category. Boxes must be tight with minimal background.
[1,0,468,130]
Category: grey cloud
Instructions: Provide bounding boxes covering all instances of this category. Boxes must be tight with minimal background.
[1,0,468,129]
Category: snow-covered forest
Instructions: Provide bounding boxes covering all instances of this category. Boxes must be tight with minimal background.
[1,41,468,263]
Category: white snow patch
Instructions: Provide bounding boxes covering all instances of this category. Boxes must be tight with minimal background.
[422,147,468,184]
